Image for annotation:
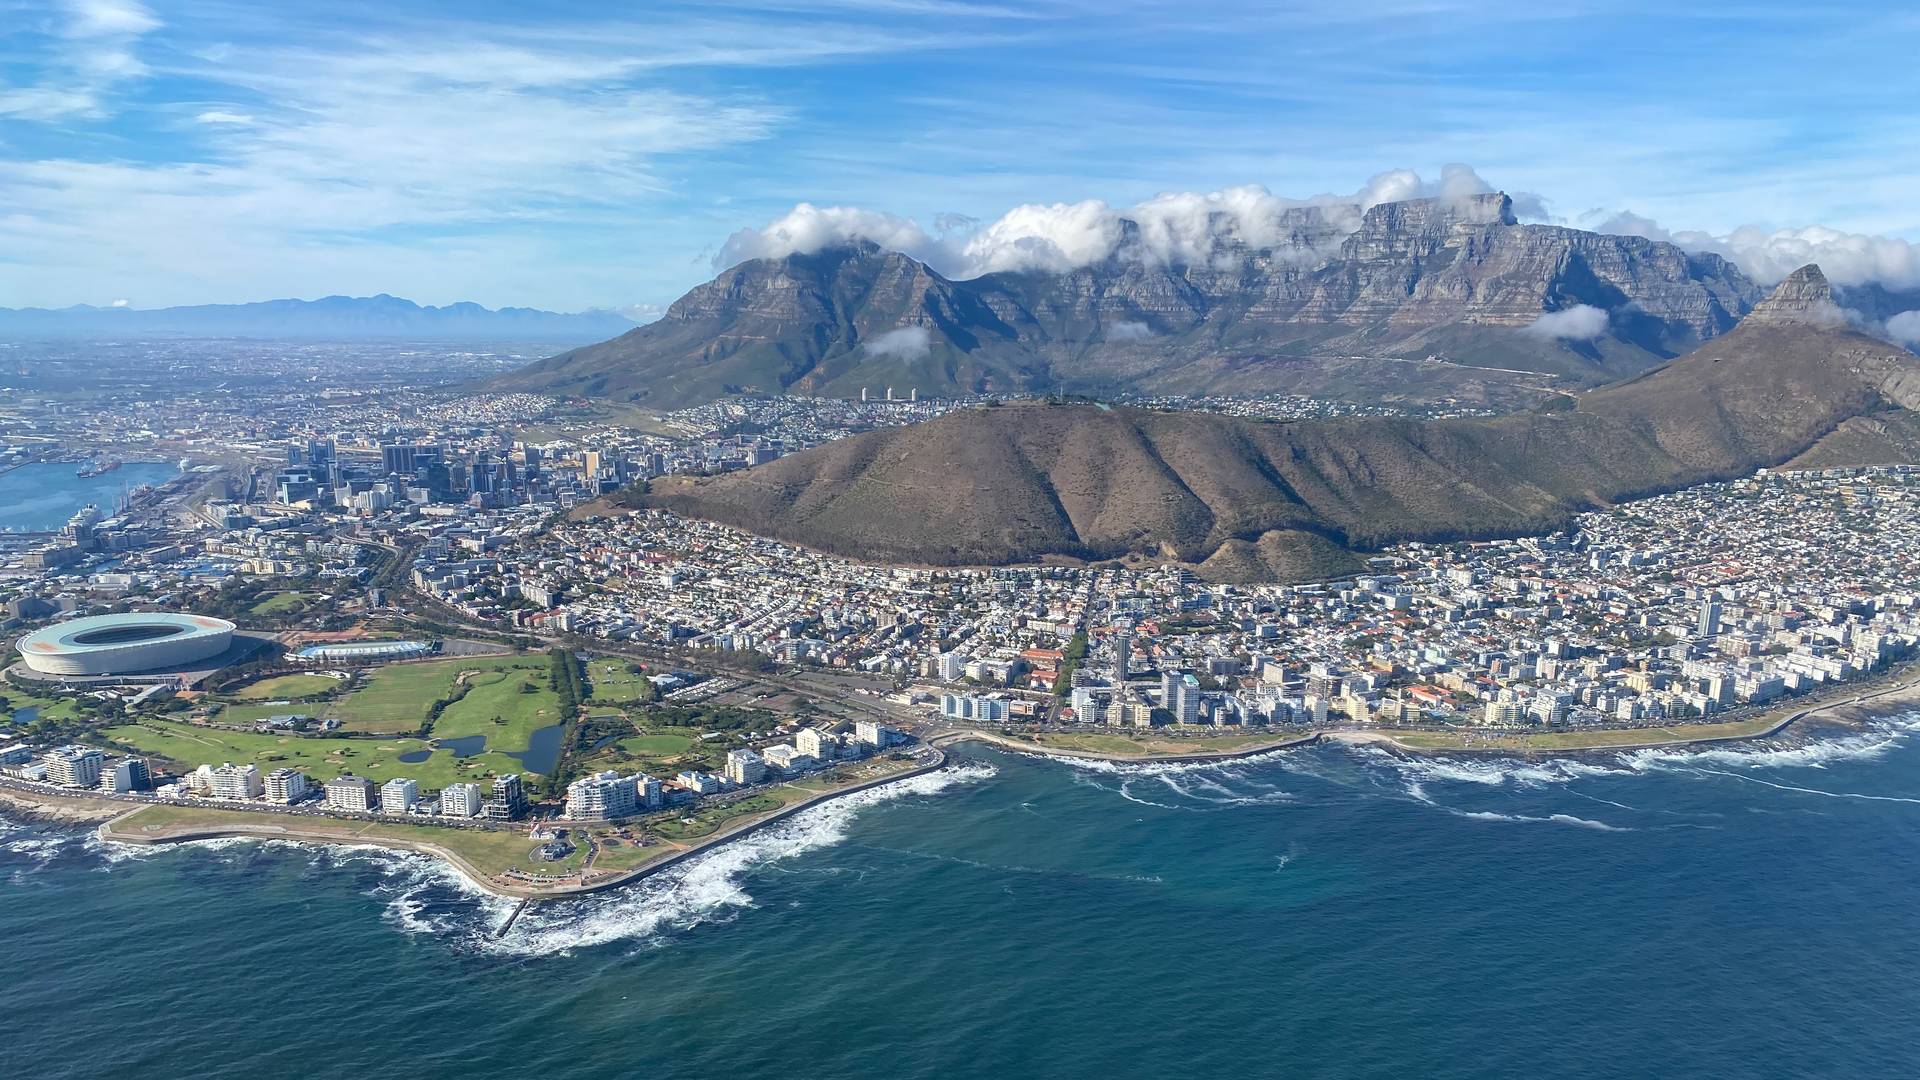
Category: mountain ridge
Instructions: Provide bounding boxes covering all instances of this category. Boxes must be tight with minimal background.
[492,191,1783,408]
[622,266,1920,582]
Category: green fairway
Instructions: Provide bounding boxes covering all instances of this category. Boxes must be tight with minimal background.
[104,717,542,787]
[429,665,564,752]
[232,673,340,701]
[324,654,546,734]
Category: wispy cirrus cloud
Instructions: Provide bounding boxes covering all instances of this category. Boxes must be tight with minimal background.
[3,0,1920,315]
[0,0,159,119]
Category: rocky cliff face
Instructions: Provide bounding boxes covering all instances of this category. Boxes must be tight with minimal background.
[491,192,1772,408]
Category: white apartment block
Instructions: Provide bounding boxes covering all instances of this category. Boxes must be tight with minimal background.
[380,777,420,814]
[263,768,308,804]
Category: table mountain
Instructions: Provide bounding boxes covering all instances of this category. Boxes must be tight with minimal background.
[625,266,1920,582]
[493,192,1765,408]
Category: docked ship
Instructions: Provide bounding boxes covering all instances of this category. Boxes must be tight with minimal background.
[76,459,122,478]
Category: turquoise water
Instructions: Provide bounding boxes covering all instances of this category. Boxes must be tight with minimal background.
[7,720,1920,1078]
[0,461,180,531]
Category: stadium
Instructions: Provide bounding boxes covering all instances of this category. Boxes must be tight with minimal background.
[293,639,432,664]
[16,613,237,676]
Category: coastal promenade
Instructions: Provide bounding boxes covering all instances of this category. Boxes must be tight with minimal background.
[930,663,1920,762]
[92,746,950,901]
[936,728,1324,764]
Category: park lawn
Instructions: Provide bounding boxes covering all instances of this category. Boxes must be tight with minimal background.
[620,733,694,757]
[232,673,340,701]
[1019,732,1160,755]
[325,654,542,734]
[103,718,532,788]
[587,835,671,872]
[652,793,788,841]
[107,803,589,879]
[585,657,656,705]
[567,731,704,780]
[249,591,312,615]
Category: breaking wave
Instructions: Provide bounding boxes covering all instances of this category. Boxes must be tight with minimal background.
[1038,744,1308,777]
[1066,757,1298,812]
[1348,711,1920,790]
[1438,808,1633,831]
[479,761,998,956]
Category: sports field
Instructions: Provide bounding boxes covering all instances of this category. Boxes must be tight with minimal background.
[585,657,656,704]
[231,673,340,701]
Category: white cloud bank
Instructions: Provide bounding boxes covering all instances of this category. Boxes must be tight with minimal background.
[719,164,1535,279]
[862,325,932,360]
[1585,211,1920,291]
[1887,311,1920,347]
[722,169,1920,298]
[1523,305,1610,341]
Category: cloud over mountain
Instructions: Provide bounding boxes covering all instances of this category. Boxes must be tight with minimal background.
[720,168,1920,295]
[1524,305,1610,341]
[862,325,933,360]
[718,165,1539,280]
[1585,211,1920,290]
[1887,311,1920,347]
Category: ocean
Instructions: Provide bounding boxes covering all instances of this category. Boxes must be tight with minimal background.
[7,720,1920,1079]
[0,461,182,532]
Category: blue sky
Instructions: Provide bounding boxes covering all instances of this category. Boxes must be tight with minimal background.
[2,0,1918,312]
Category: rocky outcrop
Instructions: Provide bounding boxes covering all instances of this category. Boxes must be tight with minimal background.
[1743,264,1845,326]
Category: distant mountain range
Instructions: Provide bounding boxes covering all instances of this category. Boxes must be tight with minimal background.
[489,192,1920,409]
[0,294,638,341]
[629,266,1920,582]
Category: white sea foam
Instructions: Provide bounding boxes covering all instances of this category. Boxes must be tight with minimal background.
[1039,744,1307,777]
[1696,768,1920,805]
[1356,746,1632,789]
[1619,716,1920,774]
[1150,771,1295,807]
[1438,808,1631,831]
[482,761,996,956]
[1349,711,1920,797]
[2,835,70,862]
